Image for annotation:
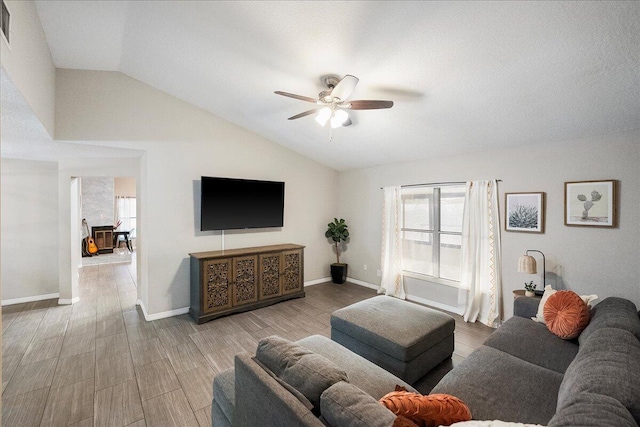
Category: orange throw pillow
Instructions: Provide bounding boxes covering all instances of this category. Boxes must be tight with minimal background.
[544,290,590,339]
[380,390,472,427]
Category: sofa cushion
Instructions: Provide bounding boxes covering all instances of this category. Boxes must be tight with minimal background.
[380,389,471,427]
[549,392,638,427]
[483,316,578,373]
[543,291,590,339]
[320,381,396,427]
[255,336,348,413]
[558,327,640,423]
[431,345,563,425]
[578,297,640,345]
[297,335,417,400]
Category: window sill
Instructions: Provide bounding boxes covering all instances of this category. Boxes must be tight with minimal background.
[402,271,459,289]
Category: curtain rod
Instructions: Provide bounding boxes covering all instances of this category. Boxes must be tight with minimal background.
[380,180,502,190]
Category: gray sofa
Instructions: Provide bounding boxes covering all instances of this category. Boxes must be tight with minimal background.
[212,296,640,426]
[432,296,640,426]
[212,334,416,427]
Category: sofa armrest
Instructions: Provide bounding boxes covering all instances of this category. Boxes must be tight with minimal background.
[514,296,541,319]
[234,353,324,427]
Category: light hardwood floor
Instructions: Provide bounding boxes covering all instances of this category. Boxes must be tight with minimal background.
[2,262,493,426]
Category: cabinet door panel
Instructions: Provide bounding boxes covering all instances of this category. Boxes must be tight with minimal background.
[203,258,233,314]
[233,255,258,306]
[282,250,303,295]
[259,253,282,300]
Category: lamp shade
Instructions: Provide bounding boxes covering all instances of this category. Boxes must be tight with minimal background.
[518,255,537,274]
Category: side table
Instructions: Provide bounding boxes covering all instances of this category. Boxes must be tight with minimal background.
[512,290,542,299]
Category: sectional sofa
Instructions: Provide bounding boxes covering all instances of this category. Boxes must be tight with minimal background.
[212,296,640,426]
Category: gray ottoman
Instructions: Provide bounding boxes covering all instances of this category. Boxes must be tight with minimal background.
[331,295,455,384]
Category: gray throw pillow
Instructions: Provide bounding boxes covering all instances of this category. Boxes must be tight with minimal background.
[255,335,349,413]
[255,335,314,376]
[320,381,396,427]
[251,356,314,411]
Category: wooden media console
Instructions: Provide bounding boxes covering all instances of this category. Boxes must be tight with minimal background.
[189,243,305,324]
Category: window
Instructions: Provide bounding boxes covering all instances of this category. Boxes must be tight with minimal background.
[401,185,465,283]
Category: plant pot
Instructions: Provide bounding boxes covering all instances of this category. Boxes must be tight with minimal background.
[525,290,535,297]
[331,263,348,284]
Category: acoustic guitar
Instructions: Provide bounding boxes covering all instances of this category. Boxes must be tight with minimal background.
[87,236,99,254]
[83,219,99,255]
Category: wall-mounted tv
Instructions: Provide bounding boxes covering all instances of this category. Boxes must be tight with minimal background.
[200,176,285,231]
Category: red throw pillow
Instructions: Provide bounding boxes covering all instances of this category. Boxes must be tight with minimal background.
[380,390,472,427]
[544,290,590,339]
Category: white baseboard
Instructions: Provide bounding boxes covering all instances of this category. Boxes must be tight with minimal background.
[136,299,189,321]
[1,293,60,306]
[304,277,332,286]
[58,297,80,305]
[346,278,379,290]
[406,294,463,315]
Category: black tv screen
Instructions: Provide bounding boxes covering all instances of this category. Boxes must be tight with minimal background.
[200,177,285,231]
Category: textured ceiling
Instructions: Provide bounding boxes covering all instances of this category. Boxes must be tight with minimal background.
[34,1,640,171]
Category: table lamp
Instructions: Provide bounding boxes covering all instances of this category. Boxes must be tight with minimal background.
[518,250,546,296]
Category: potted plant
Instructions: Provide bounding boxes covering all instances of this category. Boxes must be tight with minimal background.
[325,218,349,284]
[524,281,536,297]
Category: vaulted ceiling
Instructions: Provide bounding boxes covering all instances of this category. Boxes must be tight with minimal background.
[34,1,640,171]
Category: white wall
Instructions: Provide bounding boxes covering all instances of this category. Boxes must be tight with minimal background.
[1,158,59,302]
[338,130,640,319]
[55,69,339,316]
[115,177,136,197]
[0,0,55,136]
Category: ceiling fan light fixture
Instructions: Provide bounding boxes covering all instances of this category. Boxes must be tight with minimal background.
[315,107,332,126]
[330,109,349,128]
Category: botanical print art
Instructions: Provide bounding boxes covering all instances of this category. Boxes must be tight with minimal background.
[565,180,616,227]
[505,192,544,233]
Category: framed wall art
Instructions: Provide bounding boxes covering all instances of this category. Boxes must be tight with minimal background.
[505,192,545,233]
[565,180,617,227]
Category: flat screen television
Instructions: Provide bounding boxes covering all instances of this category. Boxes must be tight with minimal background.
[200,176,285,231]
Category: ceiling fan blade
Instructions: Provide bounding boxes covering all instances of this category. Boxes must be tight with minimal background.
[331,75,359,101]
[288,109,319,120]
[346,100,394,110]
[274,91,318,103]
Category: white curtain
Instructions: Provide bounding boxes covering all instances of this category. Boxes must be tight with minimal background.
[457,180,502,327]
[378,186,406,299]
[115,196,136,231]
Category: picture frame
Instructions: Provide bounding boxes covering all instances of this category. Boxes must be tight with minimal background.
[505,192,545,233]
[564,180,617,227]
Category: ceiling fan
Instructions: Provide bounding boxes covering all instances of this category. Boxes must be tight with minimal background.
[275,75,394,128]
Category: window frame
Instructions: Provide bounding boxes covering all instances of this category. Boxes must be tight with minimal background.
[401,184,464,287]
